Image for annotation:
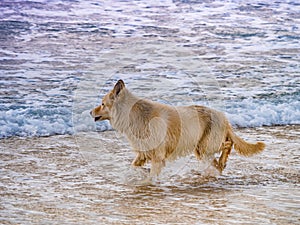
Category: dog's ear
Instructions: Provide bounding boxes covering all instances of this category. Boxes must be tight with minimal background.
[112,79,125,97]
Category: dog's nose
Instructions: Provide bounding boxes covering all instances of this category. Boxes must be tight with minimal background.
[90,111,93,117]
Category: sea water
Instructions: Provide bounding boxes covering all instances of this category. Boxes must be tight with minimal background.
[1,2,300,224]
[0,0,299,138]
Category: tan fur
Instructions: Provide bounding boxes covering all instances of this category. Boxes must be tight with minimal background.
[90,80,265,179]
[228,127,265,156]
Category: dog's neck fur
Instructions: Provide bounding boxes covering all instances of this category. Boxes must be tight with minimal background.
[110,88,141,134]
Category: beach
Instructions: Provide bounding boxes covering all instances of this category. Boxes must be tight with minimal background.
[1,0,299,224]
[1,125,299,224]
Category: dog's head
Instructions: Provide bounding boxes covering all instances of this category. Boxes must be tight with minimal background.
[90,79,125,122]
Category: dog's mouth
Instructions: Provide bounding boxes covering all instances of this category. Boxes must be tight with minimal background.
[94,116,102,122]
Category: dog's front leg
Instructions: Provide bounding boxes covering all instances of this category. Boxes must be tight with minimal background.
[131,151,146,167]
[149,159,165,179]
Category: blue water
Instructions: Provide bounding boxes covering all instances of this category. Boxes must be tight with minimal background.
[0,0,299,138]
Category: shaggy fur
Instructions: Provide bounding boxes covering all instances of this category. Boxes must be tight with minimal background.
[90,80,265,179]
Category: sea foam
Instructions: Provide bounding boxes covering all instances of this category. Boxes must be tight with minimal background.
[0,95,298,138]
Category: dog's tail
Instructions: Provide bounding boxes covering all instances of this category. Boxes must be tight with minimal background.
[228,126,265,156]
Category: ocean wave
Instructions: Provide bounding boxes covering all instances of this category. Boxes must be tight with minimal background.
[0,96,298,139]
[225,98,300,127]
[0,107,73,138]
[1,0,299,139]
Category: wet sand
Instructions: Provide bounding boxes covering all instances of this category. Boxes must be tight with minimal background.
[1,126,299,224]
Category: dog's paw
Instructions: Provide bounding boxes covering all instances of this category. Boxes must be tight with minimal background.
[203,165,221,177]
[134,177,153,186]
[125,175,153,186]
[124,166,151,185]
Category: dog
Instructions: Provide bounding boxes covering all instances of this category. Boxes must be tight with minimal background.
[90,80,265,181]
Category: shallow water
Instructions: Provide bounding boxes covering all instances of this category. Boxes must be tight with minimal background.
[1,126,299,224]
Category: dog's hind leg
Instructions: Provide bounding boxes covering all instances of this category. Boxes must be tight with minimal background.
[218,137,233,172]
[205,137,233,175]
[211,158,222,174]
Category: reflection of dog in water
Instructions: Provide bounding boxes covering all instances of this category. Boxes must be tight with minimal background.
[91,80,265,182]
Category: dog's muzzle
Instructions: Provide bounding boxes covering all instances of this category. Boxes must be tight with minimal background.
[90,111,101,122]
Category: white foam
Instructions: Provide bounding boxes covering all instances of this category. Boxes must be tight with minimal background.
[0,108,74,138]
[1,94,298,139]
[225,98,299,127]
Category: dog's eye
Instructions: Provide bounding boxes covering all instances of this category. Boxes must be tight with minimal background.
[102,103,105,106]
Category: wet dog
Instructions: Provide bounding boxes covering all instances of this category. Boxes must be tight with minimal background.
[91,80,265,181]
